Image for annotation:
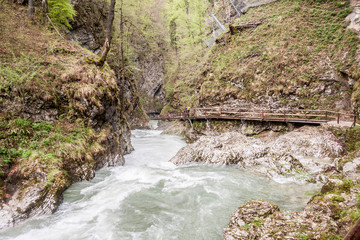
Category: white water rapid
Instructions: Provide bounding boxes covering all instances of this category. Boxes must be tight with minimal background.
[0,123,320,240]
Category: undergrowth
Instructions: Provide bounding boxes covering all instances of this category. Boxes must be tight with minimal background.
[0,114,105,198]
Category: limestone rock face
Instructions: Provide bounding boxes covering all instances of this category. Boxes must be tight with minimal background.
[224,176,360,239]
[342,151,360,179]
[67,0,107,52]
[269,127,344,159]
[170,126,343,180]
[346,1,360,36]
[223,199,338,240]
[0,64,133,229]
[137,53,166,113]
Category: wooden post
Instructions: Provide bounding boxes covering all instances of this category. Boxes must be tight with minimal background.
[337,113,340,124]
[325,111,328,121]
[305,112,307,121]
[262,111,264,120]
[283,113,286,122]
[354,114,357,126]
[344,218,360,240]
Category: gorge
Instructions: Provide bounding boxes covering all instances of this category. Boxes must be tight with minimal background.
[1,0,360,239]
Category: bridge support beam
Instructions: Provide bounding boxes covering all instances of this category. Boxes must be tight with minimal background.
[206,119,211,130]
[187,119,193,128]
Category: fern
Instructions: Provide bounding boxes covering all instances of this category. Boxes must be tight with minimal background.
[48,0,76,29]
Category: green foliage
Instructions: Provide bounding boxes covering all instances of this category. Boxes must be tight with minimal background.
[48,0,76,29]
[299,233,309,240]
[0,53,40,92]
[350,208,360,220]
[165,0,210,47]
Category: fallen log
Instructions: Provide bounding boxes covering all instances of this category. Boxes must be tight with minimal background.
[344,218,360,240]
[229,19,265,35]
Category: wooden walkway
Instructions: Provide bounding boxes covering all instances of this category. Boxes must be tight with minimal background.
[150,107,358,126]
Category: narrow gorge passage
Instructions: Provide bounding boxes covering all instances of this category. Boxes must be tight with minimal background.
[0,122,320,240]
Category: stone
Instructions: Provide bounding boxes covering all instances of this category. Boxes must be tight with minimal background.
[170,126,344,181]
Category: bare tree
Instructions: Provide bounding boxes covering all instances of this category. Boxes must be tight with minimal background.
[97,0,117,66]
[28,0,34,21]
[41,0,48,23]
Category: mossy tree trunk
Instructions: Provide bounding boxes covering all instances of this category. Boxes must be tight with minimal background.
[97,0,116,66]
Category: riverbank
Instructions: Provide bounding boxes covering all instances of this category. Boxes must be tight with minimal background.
[0,3,133,229]
[0,128,319,239]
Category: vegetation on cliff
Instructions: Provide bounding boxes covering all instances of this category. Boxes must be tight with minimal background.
[164,0,360,112]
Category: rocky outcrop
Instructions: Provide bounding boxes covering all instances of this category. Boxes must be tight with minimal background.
[137,53,166,113]
[170,126,344,181]
[67,0,107,52]
[347,0,360,37]
[0,63,133,229]
[224,177,360,239]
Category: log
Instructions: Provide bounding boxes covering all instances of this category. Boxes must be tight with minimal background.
[344,219,360,240]
[230,19,265,35]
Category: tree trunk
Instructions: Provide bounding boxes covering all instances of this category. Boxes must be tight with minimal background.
[184,0,189,15]
[119,0,125,105]
[28,0,34,21]
[98,0,117,66]
[41,0,48,23]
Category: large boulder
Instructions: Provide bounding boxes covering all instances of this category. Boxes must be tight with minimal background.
[170,126,344,180]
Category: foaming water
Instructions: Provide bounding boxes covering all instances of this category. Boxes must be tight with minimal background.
[0,126,319,240]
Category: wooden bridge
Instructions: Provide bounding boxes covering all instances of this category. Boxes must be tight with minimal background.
[150,107,358,126]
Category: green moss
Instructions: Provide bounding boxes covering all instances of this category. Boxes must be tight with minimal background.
[0,114,107,200]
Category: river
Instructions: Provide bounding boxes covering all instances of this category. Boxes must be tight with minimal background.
[0,124,319,240]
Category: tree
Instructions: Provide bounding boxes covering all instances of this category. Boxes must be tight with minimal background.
[28,0,34,21]
[41,0,48,23]
[97,0,117,66]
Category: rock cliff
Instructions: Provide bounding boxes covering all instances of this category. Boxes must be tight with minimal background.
[0,1,133,229]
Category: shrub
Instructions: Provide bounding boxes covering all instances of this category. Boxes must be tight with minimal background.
[48,0,76,29]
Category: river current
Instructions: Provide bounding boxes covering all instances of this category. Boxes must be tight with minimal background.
[1,123,319,240]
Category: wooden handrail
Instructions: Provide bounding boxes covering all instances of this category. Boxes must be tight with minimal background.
[152,107,358,125]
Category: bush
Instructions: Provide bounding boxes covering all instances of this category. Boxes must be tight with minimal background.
[48,0,76,29]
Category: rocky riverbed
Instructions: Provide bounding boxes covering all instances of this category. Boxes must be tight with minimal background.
[161,120,360,239]
[170,125,344,183]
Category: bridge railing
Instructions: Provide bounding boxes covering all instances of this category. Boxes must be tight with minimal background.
[152,107,358,125]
